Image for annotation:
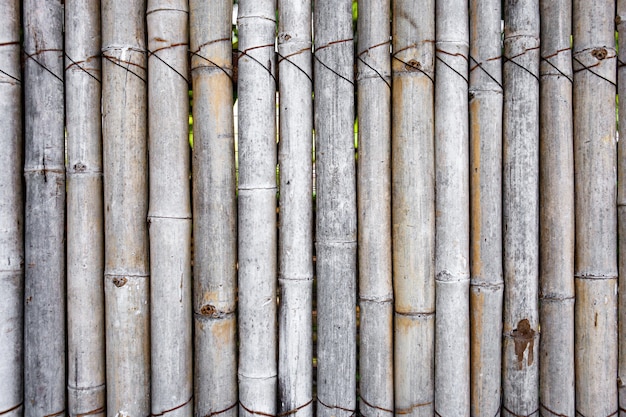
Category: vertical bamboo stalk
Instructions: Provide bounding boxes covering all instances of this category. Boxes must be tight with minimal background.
[0,1,23,415]
[237,0,278,415]
[314,1,357,416]
[277,1,313,416]
[356,1,393,416]
[538,0,575,415]
[189,1,238,414]
[619,1,626,412]
[102,0,150,414]
[434,0,470,414]
[65,0,105,415]
[468,0,503,414]
[147,1,192,416]
[23,1,66,416]
[501,0,540,414]
[391,1,435,416]
[573,0,618,415]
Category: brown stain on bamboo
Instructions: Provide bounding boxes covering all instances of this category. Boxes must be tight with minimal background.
[511,319,535,370]
[470,289,483,415]
[210,317,235,345]
[470,98,482,276]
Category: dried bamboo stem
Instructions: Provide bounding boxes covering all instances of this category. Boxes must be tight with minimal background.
[356,0,393,415]
[434,0,470,414]
[23,1,66,415]
[189,1,238,414]
[65,0,105,415]
[392,1,436,416]
[102,0,150,414]
[237,0,278,414]
[502,0,540,414]
[468,0,504,414]
[277,1,313,416]
[538,0,575,414]
[147,1,192,416]
[619,1,626,413]
[573,0,618,414]
[0,1,23,415]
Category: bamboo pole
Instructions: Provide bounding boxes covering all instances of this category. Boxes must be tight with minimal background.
[391,1,435,416]
[468,0,503,414]
[277,1,314,416]
[573,0,618,414]
[237,0,278,415]
[618,2,626,415]
[147,1,192,416]
[189,1,238,414]
[357,1,393,416]
[434,0,470,414]
[538,0,575,415]
[22,1,66,416]
[314,2,357,416]
[65,0,105,415]
[0,1,23,416]
[102,0,150,415]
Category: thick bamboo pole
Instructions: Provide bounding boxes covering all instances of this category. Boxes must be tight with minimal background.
[501,0,540,414]
[147,1,192,416]
[468,0,503,414]
[357,1,393,416]
[314,2,357,416]
[538,0,575,415]
[573,0,618,415]
[237,0,278,415]
[189,1,238,414]
[277,1,313,416]
[391,1,435,416]
[434,0,470,414]
[619,1,626,413]
[102,0,150,415]
[65,0,105,415]
[22,1,66,416]
[0,1,23,416]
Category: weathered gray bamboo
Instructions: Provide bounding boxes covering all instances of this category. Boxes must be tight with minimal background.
[502,0,540,414]
[468,0,504,414]
[65,0,105,415]
[356,0,393,416]
[434,0,470,414]
[0,1,23,416]
[23,1,66,416]
[619,1,626,413]
[277,1,314,416]
[237,1,278,415]
[573,0,619,414]
[391,1,436,415]
[189,1,238,415]
[538,0,575,415]
[314,1,357,416]
[102,0,150,414]
[147,1,193,416]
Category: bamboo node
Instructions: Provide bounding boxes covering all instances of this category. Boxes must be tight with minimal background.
[592,48,608,60]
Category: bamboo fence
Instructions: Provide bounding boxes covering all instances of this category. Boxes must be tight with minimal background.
[1,1,624,417]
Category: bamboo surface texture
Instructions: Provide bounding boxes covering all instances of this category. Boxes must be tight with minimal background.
[619,1,626,413]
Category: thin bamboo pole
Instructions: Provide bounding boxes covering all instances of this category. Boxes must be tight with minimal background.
[468,0,503,414]
[538,0,575,415]
[434,0,470,414]
[501,0,540,414]
[391,1,436,416]
[356,1,393,416]
[277,1,313,416]
[102,0,150,414]
[237,0,278,414]
[189,1,238,414]
[0,1,23,416]
[619,1,626,413]
[314,2,357,416]
[573,0,618,414]
[65,0,105,415]
[23,1,66,416]
[147,1,192,416]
